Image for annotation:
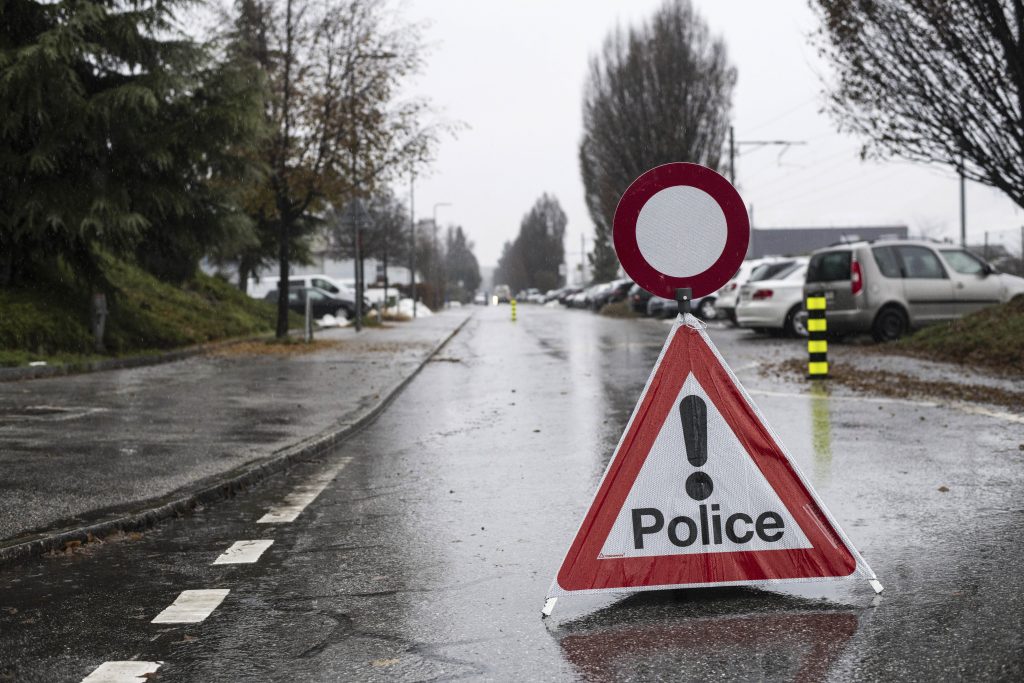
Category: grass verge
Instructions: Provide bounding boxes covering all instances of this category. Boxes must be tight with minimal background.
[882,294,1024,376]
[0,255,301,367]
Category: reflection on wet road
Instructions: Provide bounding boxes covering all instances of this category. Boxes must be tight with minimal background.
[1,305,1022,681]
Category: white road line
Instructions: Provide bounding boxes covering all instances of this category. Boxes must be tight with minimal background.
[748,388,1024,424]
[212,539,274,565]
[151,589,229,624]
[258,457,352,524]
[958,404,1024,425]
[82,661,162,682]
[748,388,939,408]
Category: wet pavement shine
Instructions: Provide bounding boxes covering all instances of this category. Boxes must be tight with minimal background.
[2,305,1022,681]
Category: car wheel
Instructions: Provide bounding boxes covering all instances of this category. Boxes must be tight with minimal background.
[697,297,717,321]
[785,306,809,338]
[872,306,908,342]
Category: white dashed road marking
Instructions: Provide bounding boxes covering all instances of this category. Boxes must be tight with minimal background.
[151,589,230,624]
[212,540,274,565]
[258,457,352,523]
[82,661,162,682]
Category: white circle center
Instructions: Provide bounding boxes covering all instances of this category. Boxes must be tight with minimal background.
[635,186,727,278]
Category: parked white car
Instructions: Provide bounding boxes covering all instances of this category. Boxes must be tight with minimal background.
[716,258,788,324]
[247,273,357,301]
[736,259,810,336]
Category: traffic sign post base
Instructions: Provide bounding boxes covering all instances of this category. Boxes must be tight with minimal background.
[675,287,693,316]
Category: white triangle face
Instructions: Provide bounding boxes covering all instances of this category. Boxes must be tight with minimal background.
[599,373,812,559]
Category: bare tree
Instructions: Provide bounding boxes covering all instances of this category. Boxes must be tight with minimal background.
[579,0,736,282]
[231,0,441,336]
[813,0,1024,209]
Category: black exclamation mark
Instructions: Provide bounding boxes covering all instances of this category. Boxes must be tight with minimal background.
[680,395,713,501]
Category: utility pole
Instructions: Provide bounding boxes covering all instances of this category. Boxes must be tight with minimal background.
[959,158,967,247]
[729,126,736,185]
[728,129,805,188]
[410,172,417,319]
[352,198,364,332]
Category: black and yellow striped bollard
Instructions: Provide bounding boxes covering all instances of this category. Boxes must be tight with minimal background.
[511,298,517,322]
[806,292,828,379]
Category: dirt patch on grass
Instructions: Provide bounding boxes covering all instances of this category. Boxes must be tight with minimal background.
[599,301,638,318]
[210,339,344,357]
[762,358,1024,411]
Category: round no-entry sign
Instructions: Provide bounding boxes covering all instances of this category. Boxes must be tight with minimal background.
[613,163,749,299]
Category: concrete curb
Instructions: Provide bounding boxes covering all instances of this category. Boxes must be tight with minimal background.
[0,314,472,567]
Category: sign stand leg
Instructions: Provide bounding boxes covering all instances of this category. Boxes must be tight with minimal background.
[541,597,557,618]
[675,287,692,317]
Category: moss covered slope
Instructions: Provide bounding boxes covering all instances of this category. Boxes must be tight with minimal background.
[0,257,285,364]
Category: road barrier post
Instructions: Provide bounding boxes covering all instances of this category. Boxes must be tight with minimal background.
[511,299,517,322]
[806,293,827,379]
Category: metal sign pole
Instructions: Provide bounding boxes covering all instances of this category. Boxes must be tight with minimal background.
[304,290,313,343]
[675,287,693,317]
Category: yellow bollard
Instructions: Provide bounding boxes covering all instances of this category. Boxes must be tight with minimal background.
[806,293,828,379]
[511,298,517,322]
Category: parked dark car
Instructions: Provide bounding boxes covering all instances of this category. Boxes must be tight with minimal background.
[557,287,583,305]
[647,293,719,320]
[627,283,653,313]
[265,286,356,320]
[606,279,635,306]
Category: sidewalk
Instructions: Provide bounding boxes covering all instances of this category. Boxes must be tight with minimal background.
[0,311,471,563]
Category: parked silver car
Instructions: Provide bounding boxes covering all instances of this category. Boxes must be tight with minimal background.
[803,239,1024,341]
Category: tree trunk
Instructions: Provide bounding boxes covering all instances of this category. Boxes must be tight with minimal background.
[275,219,291,338]
[0,240,15,287]
[238,257,252,293]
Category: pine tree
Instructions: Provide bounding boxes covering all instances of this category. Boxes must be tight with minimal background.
[444,226,481,303]
[0,0,265,286]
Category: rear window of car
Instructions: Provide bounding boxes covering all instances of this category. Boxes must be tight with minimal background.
[749,261,797,282]
[872,246,902,278]
[806,251,851,282]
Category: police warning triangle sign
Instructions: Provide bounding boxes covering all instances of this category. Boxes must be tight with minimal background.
[546,315,879,605]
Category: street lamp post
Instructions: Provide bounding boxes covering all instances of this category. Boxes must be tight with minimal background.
[432,202,451,310]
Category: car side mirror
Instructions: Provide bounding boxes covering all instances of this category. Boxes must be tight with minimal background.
[981,263,994,276]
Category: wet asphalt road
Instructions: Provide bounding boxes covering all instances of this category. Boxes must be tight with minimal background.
[2,305,1023,681]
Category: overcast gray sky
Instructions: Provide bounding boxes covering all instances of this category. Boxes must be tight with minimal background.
[402,0,1023,269]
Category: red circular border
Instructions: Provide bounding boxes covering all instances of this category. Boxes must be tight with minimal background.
[613,163,749,299]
